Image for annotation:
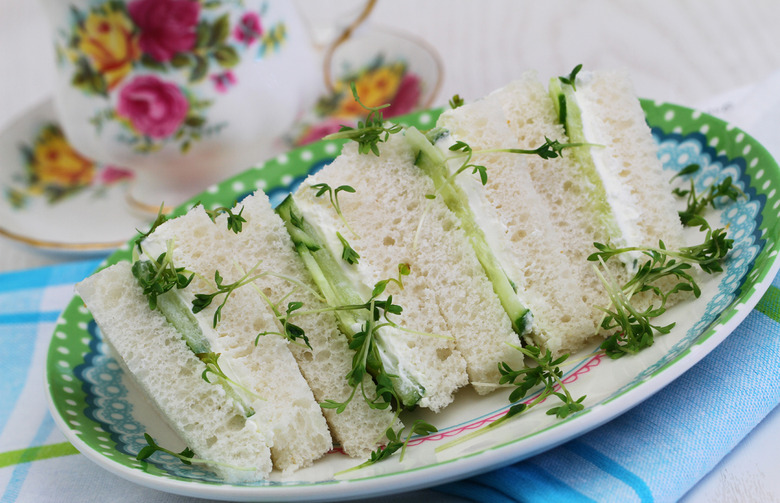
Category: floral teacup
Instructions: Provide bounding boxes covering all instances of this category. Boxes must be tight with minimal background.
[40,0,348,209]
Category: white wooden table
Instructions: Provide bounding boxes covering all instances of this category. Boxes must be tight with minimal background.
[1,1,778,501]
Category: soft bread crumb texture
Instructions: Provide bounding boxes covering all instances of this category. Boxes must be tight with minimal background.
[494,71,619,319]
[143,206,331,472]
[296,132,519,399]
[230,191,400,457]
[76,262,273,483]
[437,94,598,355]
[575,69,685,250]
[493,70,688,345]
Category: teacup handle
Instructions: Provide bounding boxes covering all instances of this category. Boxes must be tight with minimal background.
[292,0,377,90]
[321,0,376,92]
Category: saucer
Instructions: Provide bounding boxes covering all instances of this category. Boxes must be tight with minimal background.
[288,25,443,146]
[0,99,149,255]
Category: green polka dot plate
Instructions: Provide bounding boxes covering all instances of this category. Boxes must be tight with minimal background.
[45,102,780,501]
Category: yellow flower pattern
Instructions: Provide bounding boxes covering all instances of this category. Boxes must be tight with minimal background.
[334,63,405,118]
[76,6,140,90]
[31,126,95,189]
[5,125,100,208]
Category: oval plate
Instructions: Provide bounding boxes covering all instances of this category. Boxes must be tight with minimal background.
[45,102,780,502]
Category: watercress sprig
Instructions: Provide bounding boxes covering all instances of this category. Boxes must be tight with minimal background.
[671,164,743,226]
[337,232,361,265]
[318,266,431,414]
[254,300,311,349]
[311,183,359,236]
[558,63,583,91]
[323,82,404,156]
[134,203,168,250]
[589,218,733,275]
[442,137,593,189]
[137,433,254,472]
[589,217,733,358]
[336,420,438,475]
[436,344,585,452]
[191,261,265,327]
[131,241,194,310]
[137,433,196,465]
[499,345,587,419]
[592,253,692,358]
[449,94,465,109]
[205,205,247,234]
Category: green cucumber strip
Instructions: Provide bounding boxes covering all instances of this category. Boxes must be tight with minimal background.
[404,127,532,335]
[156,291,210,354]
[276,196,363,318]
[276,195,424,408]
[132,258,255,417]
[548,78,622,244]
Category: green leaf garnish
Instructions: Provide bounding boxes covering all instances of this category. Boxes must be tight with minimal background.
[436,344,585,452]
[254,300,311,349]
[131,243,194,311]
[196,351,260,416]
[137,433,195,465]
[443,137,594,189]
[449,94,465,109]
[318,266,438,413]
[558,63,583,91]
[336,420,438,475]
[205,205,247,234]
[312,183,358,236]
[323,82,404,156]
[134,203,168,250]
[670,163,701,181]
[673,174,743,226]
[496,136,592,160]
[137,433,255,472]
[191,261,264,327]
[588,218,733,358]
[337,232,360,265]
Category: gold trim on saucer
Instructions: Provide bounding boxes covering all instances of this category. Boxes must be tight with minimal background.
[124,189,175,216]
[0,226,126,252]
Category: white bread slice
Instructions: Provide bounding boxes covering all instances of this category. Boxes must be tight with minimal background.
[492,71,620,309]
[570,69,685,250]
[436,95,600,354]
[139,206,331,472]
[224,191,399,457]
[492,71,687,343]
[76,262,273,483]
[294,132,521,399]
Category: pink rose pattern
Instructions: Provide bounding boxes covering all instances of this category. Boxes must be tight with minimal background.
[296,63,424,146]
[234,12,263,44]
[96,166,134,184]
[211,71,237,93]
[383,74,422,118]
[128,0,200,63]
[297,117,350,146]
[117,75,189,138]
[77,1,287,153]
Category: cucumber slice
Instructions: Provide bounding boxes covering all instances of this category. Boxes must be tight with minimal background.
[276,195,425,408]
[131,257,255,417]
[404,127,532,335]
[550,77,641,271]
[156,290,210,354]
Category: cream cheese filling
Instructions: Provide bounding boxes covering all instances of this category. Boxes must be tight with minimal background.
[574,72,644,270]
[434,138,536,334]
